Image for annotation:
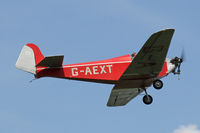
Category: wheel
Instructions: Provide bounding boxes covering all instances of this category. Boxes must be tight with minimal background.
[153,79,163,90]
[143,95,153,105]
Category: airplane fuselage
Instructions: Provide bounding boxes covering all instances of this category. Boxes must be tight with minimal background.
[35,55,176,85]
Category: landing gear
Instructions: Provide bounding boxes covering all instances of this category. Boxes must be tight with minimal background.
[143,95,153,105]
[153,79,163,90]
[142,79,163,104]
[142,88,153,105]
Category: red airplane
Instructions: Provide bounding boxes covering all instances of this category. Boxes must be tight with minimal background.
[16,29,184,106]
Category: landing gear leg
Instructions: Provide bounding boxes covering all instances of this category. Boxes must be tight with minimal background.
[142,88,153,105]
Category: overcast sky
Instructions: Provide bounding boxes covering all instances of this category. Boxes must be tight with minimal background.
[0,0,200,133]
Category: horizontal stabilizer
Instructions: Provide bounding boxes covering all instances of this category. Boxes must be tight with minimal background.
[36,55,64,67]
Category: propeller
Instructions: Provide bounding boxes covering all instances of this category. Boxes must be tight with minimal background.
[181,48,186,62]
[170,49,185,80]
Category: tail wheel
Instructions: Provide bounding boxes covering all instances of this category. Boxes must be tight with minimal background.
[143,95,153,105]
[153,79,163,90]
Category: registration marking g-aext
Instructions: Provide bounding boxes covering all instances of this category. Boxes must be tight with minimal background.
[71,65,113,76]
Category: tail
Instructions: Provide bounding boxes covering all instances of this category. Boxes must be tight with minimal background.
[16,43,44,74]
[16,43,64,75]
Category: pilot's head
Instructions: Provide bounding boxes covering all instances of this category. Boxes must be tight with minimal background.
[131,52,136,58]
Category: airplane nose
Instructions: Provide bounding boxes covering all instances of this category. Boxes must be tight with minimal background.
[166,58,176,73]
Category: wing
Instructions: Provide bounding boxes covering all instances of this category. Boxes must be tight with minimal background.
[121,29,175,80]
[107,84,144,107]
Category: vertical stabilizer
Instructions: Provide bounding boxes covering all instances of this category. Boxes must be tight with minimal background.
[16,43,44,74]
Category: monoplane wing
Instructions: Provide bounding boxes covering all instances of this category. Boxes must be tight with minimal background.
[107,29,174,106]
[121,29,175,80]
[107,84,144,106]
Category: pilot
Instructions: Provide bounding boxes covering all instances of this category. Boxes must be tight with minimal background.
[131,52,136,60]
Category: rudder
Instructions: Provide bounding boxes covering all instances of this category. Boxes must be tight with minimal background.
[16,43,44,74]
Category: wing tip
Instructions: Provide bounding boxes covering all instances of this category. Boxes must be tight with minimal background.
[106,102,126,107]
[164,28,175,32]
[106,104,125,107]
[151,28,175,37]
[158,28,175,33]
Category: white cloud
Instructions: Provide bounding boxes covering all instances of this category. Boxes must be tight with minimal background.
[173,125,200,133]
